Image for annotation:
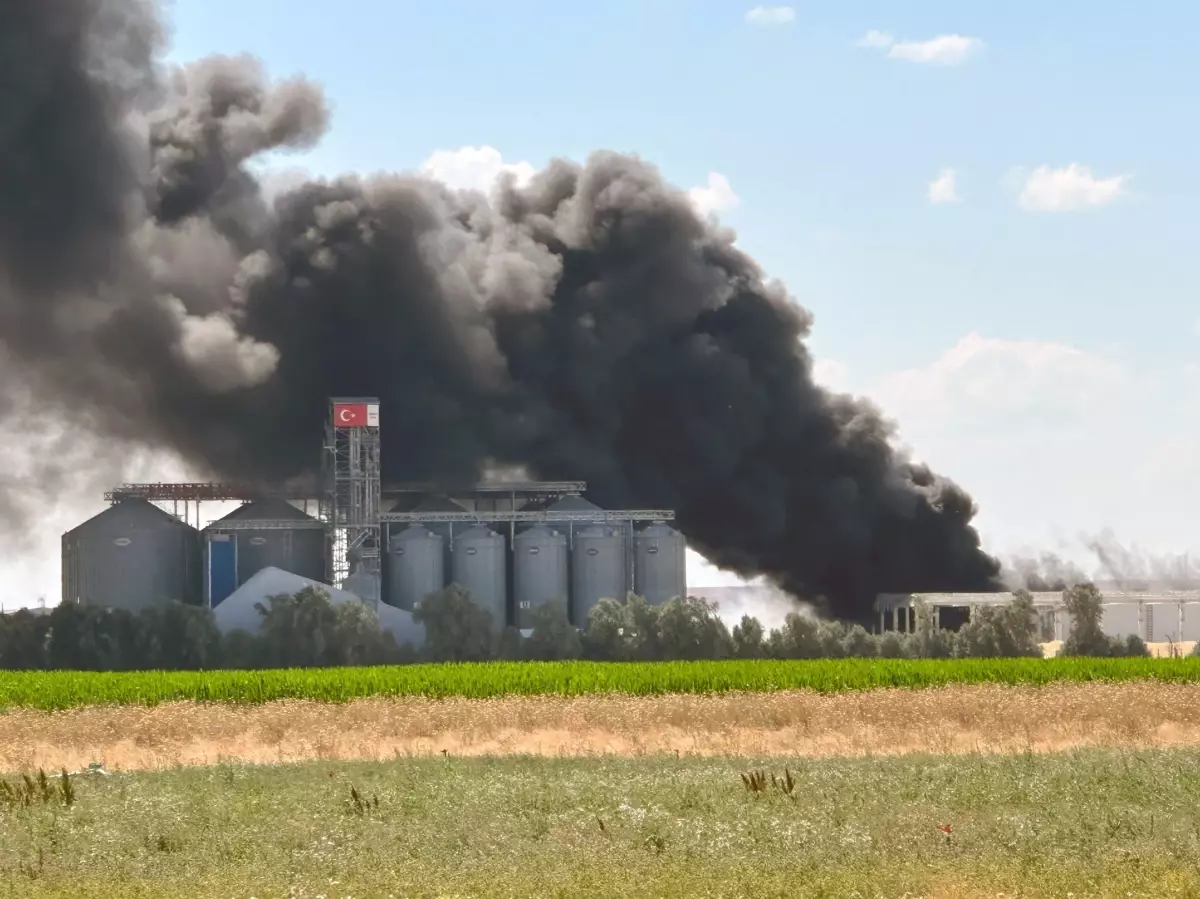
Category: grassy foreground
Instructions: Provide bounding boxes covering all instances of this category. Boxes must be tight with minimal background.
[6,657,1200,709]
[3,749,1200,898]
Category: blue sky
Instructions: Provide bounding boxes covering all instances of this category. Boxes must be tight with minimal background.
[162,0,1199,379]
[5,0,1199,605]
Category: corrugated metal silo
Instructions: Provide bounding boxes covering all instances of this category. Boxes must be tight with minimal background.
[61,499,201,613]
[634,522,687,606]
[205,499,327,594]
[541,495,602,533]
[403,494,467,571]
[514,526,569,628]
[451,525,506,625]
[388,524,445,610]
[571,525,626,626]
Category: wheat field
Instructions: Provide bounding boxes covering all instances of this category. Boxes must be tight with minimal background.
[6,681,1200,772]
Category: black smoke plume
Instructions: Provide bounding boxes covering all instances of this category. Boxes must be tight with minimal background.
[0,0,1003,620]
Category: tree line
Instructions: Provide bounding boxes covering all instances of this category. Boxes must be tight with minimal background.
[0,583,1163,671]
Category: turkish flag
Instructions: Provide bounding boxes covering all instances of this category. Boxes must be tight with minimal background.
[333,403,367,426]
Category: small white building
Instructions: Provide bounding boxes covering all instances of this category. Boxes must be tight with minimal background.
[875,590,1200,644]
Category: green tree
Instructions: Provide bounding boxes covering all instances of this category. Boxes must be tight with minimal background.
[624,594,665,660]
[136,601,222,670]
[580,593,667,661]
[731,615,765,659]
[1060,583,1110,657]
[877,631,912,659]
[1002,590,1042,656]
[655,596,732,660]
[1117,633,1150,658]
[46,603,140,670]
[330,600,398,665]
[840,624,877,658]
[767,613,824,659]
[254,586,344,667]
[0,609,49,669]
[816,620,848,658]
[524,601,582,660]
[581,596,633,661]
[909,600,953,659]
[412,584,495,662]
[953,592,1041,658]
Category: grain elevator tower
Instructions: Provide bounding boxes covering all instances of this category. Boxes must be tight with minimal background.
[321,397,382,595]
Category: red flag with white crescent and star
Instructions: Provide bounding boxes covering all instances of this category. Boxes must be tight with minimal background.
[332,402,378,427]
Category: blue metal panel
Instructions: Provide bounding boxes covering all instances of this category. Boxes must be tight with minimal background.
[208,535,238,608]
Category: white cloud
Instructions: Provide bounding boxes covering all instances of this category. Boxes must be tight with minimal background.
[420,145,536,195]
[857,30,984,65]
[745,6,795,26]
[855,30,894,49]
[927,168,960,204]
[861,332,1200,569]
[1015,163,1131,212]
[687,172,741,217]
[889,34,983,65]
[874,332,1127,434]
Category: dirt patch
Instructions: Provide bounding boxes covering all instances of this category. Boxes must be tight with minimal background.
[5,681,1200,772]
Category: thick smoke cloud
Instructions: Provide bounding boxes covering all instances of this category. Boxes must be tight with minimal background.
[0,0,1004,620]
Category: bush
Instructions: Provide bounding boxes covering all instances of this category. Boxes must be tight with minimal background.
[0,609,50,669]
[412,585,496,662]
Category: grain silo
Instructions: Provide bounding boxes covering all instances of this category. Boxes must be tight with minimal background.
[571,525,626,626]
[388,524,445,610]
[61,498,201,612]
[406,494,467,545]
[634,522,687,605]
[451,525,506,626]
[514,526,569,628]
[204,499,327,605]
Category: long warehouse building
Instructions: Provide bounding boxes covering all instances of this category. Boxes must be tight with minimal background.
[876,590,1200,644]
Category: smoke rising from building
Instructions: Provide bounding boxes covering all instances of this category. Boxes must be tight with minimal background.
[0,0,1004,620]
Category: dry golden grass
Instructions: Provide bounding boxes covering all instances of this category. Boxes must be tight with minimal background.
[1040,640,1196,657]
[6,681,1200,772]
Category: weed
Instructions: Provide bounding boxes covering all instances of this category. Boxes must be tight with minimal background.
[741,768,796,800]
[346,785,379,817]
[0,769,74,811]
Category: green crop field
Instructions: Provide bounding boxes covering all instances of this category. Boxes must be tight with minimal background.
[5,657,1200,710]
[4,749,1200,898]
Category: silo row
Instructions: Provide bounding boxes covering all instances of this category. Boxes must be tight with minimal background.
[386,520,686,627]
[61,497,328,614]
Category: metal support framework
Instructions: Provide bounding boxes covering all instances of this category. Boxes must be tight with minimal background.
[320,398,382,591]
[385,481,587,496]
[105,483,285,502]
[105,482,320,529]
[205,519,327,531]
[379,510,674,523]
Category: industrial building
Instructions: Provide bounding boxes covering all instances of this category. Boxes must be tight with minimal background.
[876,591,1200,645]
[382,483,686,630]
[60,398,687,636]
